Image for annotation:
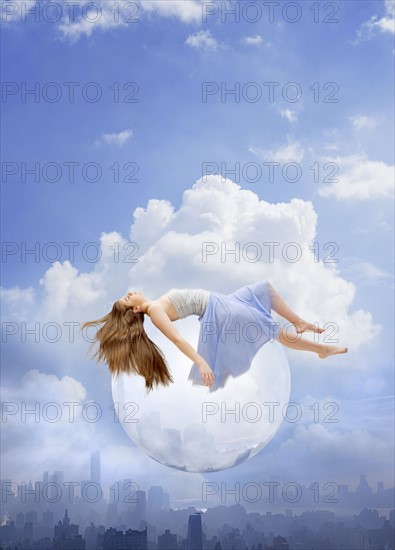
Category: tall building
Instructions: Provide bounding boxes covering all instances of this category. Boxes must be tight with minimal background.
[43,509,54,527]
[90,450,101,488]
[0,520,17,546]
[148,486,163,516]
[81,479,101,504]
[16,511,25,533]
[24,520,33,542]
[53,509,86,549]
[187,512,203,550]
[163,492,170,511]
[19,480,38,508]
[338,484,350,505]
[52,471,64,485]
[26,510,38,526]
[49,471,64,502]
[356,474,372,498]
[134,490,147,524]
[106,501,119,527]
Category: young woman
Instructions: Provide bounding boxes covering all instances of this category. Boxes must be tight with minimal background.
[81,280,348,393]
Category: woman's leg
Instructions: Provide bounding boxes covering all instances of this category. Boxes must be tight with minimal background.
[276,327,348,358]
[267,281,325,334]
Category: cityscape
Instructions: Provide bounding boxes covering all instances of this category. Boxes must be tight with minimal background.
[1,450,394,550]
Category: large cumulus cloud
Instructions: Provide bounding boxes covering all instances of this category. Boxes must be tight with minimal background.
[2,175,380,351]
[1,176,387,491]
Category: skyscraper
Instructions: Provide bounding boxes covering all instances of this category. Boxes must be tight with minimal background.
[356,474,372,498]
[148,486,163,517]
[135,490,147,525]
[187,512,203,550]
[90,450,101,488]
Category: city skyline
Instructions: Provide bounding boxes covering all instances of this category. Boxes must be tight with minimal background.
[1,450,394,517]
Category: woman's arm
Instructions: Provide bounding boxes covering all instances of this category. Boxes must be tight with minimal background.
[148,304,214,385]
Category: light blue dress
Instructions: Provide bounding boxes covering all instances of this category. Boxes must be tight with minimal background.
[188,280,281,392]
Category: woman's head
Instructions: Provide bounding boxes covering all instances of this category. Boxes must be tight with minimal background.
[117,291,147,313]
[81,293,173,393]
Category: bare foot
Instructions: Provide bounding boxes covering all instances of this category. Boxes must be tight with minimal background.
[318,345,348,359]
[294,319,326,335]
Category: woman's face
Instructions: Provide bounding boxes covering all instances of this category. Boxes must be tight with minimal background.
[118,291,145,310]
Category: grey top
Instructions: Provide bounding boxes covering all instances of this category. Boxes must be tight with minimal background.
[165,288,211,319]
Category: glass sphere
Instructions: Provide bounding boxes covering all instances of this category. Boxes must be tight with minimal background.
[111,323,291,473]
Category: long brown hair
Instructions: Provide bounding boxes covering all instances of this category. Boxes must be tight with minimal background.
[81,301,173,393]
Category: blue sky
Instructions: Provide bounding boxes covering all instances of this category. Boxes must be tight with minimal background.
[1,0,394,505]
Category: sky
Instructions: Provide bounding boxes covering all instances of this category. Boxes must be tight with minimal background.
[1,0,394,510]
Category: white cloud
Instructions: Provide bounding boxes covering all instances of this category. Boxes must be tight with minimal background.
[323,143,340,151]
[348,115,378,131]
[185,30,224,52]
[56,0,204,42]
[0,369,161,485]
[317,152,394,200]
[375,0,395,32]
[338,258,392,286]
[131,198,175,248]
[0,286,36,321]
[139,0,203,23]
[351,0,395,44]
[1,176,381,358]
[1,369,87,474]
[385,0,395,17]
[280,423,392,480]
[0,176,388,484]
[249,140,304,163]
[215,395,395,489]
[279,108,298,124]
[98,129,133,147]
[0,363,209,496]
[241,35,263,45]
[58,1,128,42]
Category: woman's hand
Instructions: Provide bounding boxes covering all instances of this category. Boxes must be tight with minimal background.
[197,359,215,387]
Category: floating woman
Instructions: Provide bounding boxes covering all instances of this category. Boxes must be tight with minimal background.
[81,280,348,393]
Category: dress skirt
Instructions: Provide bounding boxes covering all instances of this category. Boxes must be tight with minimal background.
[187,280,281,392]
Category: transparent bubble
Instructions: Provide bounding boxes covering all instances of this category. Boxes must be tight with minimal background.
[111,328,291,473]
